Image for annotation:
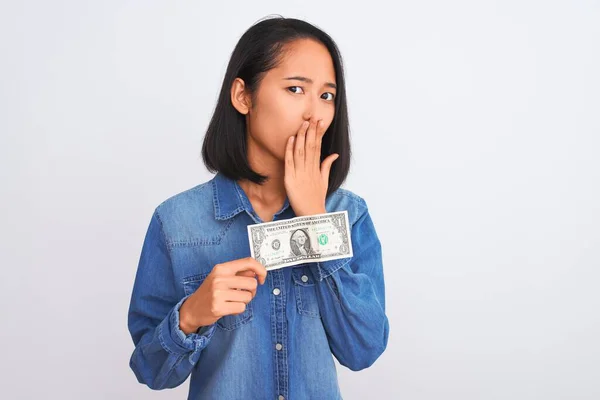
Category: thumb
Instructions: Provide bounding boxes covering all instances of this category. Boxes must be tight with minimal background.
[320,153,339,182]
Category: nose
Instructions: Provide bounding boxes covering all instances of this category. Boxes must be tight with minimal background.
[302,116,319,125]
[301,88,335,129]
[302,109,323,125]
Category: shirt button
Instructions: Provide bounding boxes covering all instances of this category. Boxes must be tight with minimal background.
[301,275,309,283]
[273,288,281,296]
[278,396,285,400]
[275,343,283,351]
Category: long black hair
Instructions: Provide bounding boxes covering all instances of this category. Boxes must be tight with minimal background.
[201,15,351,198]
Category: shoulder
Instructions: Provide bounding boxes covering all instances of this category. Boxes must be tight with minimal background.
[150,178,221,244]
[155,179,213,217]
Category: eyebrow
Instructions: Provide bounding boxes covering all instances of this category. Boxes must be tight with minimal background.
[283,76,337,90]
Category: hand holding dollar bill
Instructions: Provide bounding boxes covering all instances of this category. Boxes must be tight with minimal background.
[247,211,353,271]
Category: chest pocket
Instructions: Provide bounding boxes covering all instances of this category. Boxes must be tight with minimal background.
[182,272,254,331]
[291,264,321,319]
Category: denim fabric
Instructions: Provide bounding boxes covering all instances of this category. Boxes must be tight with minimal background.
[127,172,389,399]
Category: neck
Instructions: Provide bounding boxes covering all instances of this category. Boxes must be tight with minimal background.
[237,135,287,210]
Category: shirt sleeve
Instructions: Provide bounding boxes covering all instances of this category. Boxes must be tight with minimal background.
[310,198,390,371]
[127,209,216,390]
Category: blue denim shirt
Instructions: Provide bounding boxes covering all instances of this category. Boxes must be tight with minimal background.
[127,172,389,399]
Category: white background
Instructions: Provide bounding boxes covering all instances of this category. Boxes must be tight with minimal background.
[1,1,599,399]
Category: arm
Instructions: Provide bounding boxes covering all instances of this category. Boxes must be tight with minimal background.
[311,200,390,371]
[127,210,216,390]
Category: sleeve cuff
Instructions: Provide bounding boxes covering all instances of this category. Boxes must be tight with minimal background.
[158,294,216,364]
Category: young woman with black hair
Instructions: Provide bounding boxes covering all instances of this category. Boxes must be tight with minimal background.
[128,16,389,399]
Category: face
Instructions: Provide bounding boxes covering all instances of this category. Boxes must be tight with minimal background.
[235,38,337,162]
[297,235,307,246]
[292,230,308,246]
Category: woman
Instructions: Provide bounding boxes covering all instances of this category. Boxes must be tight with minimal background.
[127,16,389,400]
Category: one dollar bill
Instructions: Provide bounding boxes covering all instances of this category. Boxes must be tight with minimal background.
[247,211,353,271]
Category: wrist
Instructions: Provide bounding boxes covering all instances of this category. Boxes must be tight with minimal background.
[296,207,327,217]
[179,300,199,335]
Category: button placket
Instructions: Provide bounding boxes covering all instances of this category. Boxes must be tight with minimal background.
[269,269,288,399]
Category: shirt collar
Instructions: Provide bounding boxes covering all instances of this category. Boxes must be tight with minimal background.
[212,172,292,221]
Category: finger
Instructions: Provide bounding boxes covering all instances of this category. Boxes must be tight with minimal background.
[224,289,254,304]
[218,257,267,285]
[213,274,257,294]
[228,276,259,295]
[305,119,318,170]
[313,120,324,167]
[320,153,340,184]
[285,135,295,177]
[220,301,248,316]
[294,120,309,170]
[236,269,256,278]
[317,118,328,139]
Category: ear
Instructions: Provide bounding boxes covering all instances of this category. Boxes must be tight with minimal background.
[230,77,252,115]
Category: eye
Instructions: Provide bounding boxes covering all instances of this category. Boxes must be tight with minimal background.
[322,92,335,101]
[287,86,304,94]
[288,86,335,102]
